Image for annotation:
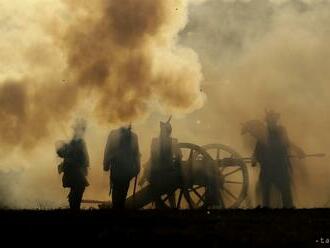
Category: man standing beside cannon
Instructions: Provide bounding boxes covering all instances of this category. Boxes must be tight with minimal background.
[242,110,306,208]
[137,117,182,208]
[148,117,183,208]
[103,124,141,209]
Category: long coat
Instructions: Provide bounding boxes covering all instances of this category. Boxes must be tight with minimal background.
[149,136,182,185]
[57,138,89,188]
[103,129,140,182]
[253,125,292,191]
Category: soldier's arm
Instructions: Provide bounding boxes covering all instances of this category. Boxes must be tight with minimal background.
[173,139,182,165]
[280,126,305,158]
[103,134,112,171]
[279,126,290,147]
[82,140,90,168]
[139,140,156,186]
[176,146,183,162]
[289,142,306,158]
[56,145,67,158]
[76,139,89,176]
[150,138,157,164]
[133,134,141,174]
[252,142,261,167]
[138,162,150,186]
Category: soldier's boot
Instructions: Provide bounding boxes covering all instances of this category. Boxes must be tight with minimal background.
[261,183,271,208]
[69,186,85,210]
[280,184,294,208]
[168,193,176,208]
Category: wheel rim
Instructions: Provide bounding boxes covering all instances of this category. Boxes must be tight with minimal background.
[202,144,249,208]
[155,143,214,209]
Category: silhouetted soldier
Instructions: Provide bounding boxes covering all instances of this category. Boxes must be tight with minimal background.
[56,119,89,210]
[241,119,269,206]
[103,125,140,209]
[264,110,305,208]
[242,111,305,208]
[149,117,182,208]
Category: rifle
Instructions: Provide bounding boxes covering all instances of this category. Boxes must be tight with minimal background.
[133,176,137,198]
[240,153,326,163]
[109,174,113,196]
[82,199,108,204]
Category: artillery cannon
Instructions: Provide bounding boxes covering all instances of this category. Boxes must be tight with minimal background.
[83,142,249,209]
[126,143,249,209]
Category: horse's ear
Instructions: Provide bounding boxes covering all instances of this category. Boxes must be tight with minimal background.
[167,115,172,124]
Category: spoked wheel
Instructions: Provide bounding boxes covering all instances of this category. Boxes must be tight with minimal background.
[202,144,249,208]
[157,185,208,209]
[154,143,216,209]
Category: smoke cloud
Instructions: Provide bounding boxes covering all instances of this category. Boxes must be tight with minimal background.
[0,0,205,149]
[0,0,205,208]
[178,0,330,207]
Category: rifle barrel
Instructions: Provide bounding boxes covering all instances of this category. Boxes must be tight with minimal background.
[239,153,326,161]
[302,153,326,158]
[82,199,109,204]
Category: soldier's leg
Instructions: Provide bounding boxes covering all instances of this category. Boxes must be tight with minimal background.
[205,178,223,208]
[155,197,168,209]
[119,180,130,209]
[112,181,120,209]
[168,192,176,208]
[153,186,168,209]
[68,188,74,210]
[261,179,271,208]
[68,186,85,210]
[150,177,167,209]
[112,180,130,209]
[278,180,294,208]
[75,186,85,210]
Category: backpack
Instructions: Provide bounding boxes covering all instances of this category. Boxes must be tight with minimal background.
[107,129,140,181]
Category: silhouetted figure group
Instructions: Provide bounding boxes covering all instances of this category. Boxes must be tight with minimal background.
[56,109,306,210]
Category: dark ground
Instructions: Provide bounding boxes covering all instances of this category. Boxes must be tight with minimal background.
[1,209,330,247]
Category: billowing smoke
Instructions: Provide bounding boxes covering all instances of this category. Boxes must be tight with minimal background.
[0,0,206,208]
[0,0,205,150]
[0,79,77,149]
[178,0,330,207]
[60,0,206,123]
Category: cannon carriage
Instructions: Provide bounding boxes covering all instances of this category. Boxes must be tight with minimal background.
[125,143,249,209]
[83,142,249,209]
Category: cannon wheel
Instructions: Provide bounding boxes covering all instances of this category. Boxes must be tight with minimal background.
[202,144,249,208]
[156,143,218,209]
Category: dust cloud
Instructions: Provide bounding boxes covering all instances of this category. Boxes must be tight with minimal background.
[0,0,205,208]
[178,0,330,207]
